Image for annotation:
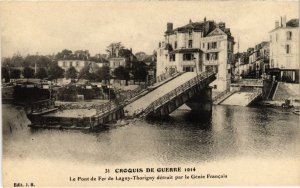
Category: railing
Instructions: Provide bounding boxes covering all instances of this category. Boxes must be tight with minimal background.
[212,89,231,102]
[141,71,215,116]
[234,79,263,86]
[26,99,55,114]
[248,89,262,104]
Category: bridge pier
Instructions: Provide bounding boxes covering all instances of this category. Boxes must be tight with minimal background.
[185,87,212,116]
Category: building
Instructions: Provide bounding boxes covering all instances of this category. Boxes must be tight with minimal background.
[57,50,109,74]
[108,48,136,73]
[269,16,299,82]
[58,59,92,72]
[156,18,235,92]
[233,41,270,80]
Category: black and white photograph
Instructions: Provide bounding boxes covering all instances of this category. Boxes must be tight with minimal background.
[1,1,299,186]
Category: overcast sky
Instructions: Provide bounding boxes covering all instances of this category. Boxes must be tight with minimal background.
[0,1,298,57]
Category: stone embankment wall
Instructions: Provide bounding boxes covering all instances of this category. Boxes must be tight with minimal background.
[2,104,31,136]
[273,82,299,101]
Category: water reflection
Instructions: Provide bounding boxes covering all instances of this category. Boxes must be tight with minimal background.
[3,105,300,165]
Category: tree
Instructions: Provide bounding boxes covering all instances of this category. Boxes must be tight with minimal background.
[23,67,35,79]
[56,49,73,59]
[37,56,52,68]
[95,66,110,82]
[1,67,10,82]
[10,69,21,79]
[132,62,147,83]
[78,65,95,81]
[48,64,64,81]
[36,68,48,80]
[10,54,24,67]
[113,66,129,81]
[66,67,78,79]
[106,42,124,58]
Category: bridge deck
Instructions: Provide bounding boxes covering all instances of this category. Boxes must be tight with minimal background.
[125,72,198,116]
[221,91,261,106]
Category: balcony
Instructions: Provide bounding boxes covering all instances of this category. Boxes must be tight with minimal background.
[203,60,220,66]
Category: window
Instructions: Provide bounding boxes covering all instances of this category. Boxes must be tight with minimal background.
[208,42,217,49]
[169,54,176,62]
[63,61,66,67]
[159,42,161,48]
[188,30,192,36]
[286,45,290,54]
[76,61,79,67]
[188,40,193,48]
[183,53,194,61]
[228,69,231,74]
[206,53,219,61]
[70,61,73,66]
[183,66,194,72]
[287,31,292,40]
[174,41,177,49]
[205,65,218,73]
[203,43,205,49]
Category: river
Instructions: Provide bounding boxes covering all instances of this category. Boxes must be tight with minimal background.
[3,105,299,164]
[2,104,300,186]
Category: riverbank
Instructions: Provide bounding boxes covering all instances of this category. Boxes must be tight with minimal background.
[2,104,31,136]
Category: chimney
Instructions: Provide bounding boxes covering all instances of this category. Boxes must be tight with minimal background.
[218,22,226,31]
[282,15,287,27]
[275,20,279,28]
[204,17,206,22]
[189,19,192,24]
[167,23,173,32]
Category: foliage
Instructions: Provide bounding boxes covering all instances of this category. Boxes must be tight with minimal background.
[1,67,10,82]
[113,66,129,80]
[94,66,110,82]
[132,62,148,82]
[48,64,64,81]
[36,68,48,80]
[23,67,35,79]
[56,49,73,59]
[66,67,78,79]
[106,42,124,58]
[78,65,94,81]
[10,69,21,79]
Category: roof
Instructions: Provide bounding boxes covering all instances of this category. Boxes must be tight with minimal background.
[169,48,203,54]
[174,22,205,32]
[287,19,299,27]
[270,18,299,32]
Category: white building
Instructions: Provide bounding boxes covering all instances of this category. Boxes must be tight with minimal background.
[58,60,92,72]
[157,18,235,92]
[269,16,299,82]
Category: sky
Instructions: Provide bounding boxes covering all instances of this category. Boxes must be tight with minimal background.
[0,1,298,57]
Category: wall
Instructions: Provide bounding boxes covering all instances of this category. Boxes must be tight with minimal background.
[270,28,299,70]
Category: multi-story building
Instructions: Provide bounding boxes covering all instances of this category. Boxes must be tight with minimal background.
[156,18,235,92]
[269,16,299,82]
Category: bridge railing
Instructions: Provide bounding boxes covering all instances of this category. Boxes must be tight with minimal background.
[141,72,214,116]
[233,79,263,86]
[26,99,55,114]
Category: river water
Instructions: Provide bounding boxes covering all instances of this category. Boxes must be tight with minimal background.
[3,105,299,165]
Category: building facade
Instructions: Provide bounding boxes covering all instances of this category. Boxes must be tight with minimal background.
[269,16,299,82]
[156,18,235,92]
